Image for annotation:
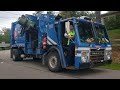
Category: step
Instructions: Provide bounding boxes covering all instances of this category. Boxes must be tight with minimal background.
[66,66,75,70]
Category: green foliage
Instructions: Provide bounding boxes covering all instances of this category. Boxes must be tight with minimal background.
[0,28,10,43]
[35,11,44,14]
[47,11,54,15]
[0,34,3,42]
[108,29,120,40]
[105,14,120,30]
[115,14,120,28]
[35,11,55,15]
[98,64,120,70]
[35,11,44,16]
[59,11,76,18]
[59,11,95,19]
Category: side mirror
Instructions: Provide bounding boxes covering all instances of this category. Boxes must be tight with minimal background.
[65,21,70,33]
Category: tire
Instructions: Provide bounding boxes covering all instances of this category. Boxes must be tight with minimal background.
[10,49,13,58]
[47,51,62,72]
[12,49,23,61]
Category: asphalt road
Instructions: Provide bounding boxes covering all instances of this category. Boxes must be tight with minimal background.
[0,50,120,79]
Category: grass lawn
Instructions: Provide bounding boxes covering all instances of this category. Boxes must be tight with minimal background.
[98,64,120,70]
[98,29,120,70]
[107,29,120,64]
[0,47,10,51]
[108,29,120,42]
[0,48,2,51]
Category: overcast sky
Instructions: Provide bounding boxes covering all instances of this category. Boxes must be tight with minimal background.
[0,11,108,30]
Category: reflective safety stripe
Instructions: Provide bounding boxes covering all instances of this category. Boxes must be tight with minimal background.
[67,30,75,45]
[47,36,57,45]
[47,40,52,45]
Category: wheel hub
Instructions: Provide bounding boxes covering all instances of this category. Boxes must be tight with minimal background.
[13,55,15,60]
[49,56,57,68]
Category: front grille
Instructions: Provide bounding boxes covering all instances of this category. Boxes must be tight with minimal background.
[90,49,104,61]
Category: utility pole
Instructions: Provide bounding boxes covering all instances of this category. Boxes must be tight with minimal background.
[95,11,101,23]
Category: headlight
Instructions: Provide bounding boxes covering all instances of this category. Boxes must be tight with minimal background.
[81,56,87,63]
[107,55,111,60]
[106,51,112,56]
[107,51,112,55]
[105,51,112,60]
[81,51,89,63]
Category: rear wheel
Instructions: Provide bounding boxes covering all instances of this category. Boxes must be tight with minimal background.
[10,49,13,58]
[47,51,62,72]
[12,49,23,61]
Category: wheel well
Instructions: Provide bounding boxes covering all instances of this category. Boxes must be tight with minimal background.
[49,48,58,53]
[44,46,63,67]
[46,46,59,55]
[11,47,24,54]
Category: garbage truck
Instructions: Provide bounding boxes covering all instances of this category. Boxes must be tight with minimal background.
[10,14,112,72]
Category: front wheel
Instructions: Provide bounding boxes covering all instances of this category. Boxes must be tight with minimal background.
[47,51,62,72]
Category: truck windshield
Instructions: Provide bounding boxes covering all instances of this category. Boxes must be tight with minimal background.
[94,23,110,44]
[77,20,95,43]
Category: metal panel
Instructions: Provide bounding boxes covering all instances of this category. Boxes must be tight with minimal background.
[47,15,58,45]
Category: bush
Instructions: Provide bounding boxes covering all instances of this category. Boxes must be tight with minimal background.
[0,28,10,43]
[105,14,120,30]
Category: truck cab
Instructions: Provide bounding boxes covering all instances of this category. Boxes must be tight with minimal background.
[55,16,112,70]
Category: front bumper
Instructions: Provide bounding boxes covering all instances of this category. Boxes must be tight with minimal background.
[79,60,112,69]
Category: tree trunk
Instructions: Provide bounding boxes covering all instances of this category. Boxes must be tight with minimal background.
[95,11,101,23]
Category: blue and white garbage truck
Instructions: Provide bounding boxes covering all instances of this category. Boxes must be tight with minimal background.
[10,14,112,72]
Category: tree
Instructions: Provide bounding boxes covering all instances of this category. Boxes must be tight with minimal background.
[0,34,2,43]
[4,28,10,43]
[59,11,95,19]
[0,28,10,43]
[47,11,55,15]
[59,11,78,19]
[104,14,120,30]
[35,11,44,14]
[0,29,3,43]
[35,11,44,16]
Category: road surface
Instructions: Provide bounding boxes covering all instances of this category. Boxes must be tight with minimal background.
[0,50,120,79]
